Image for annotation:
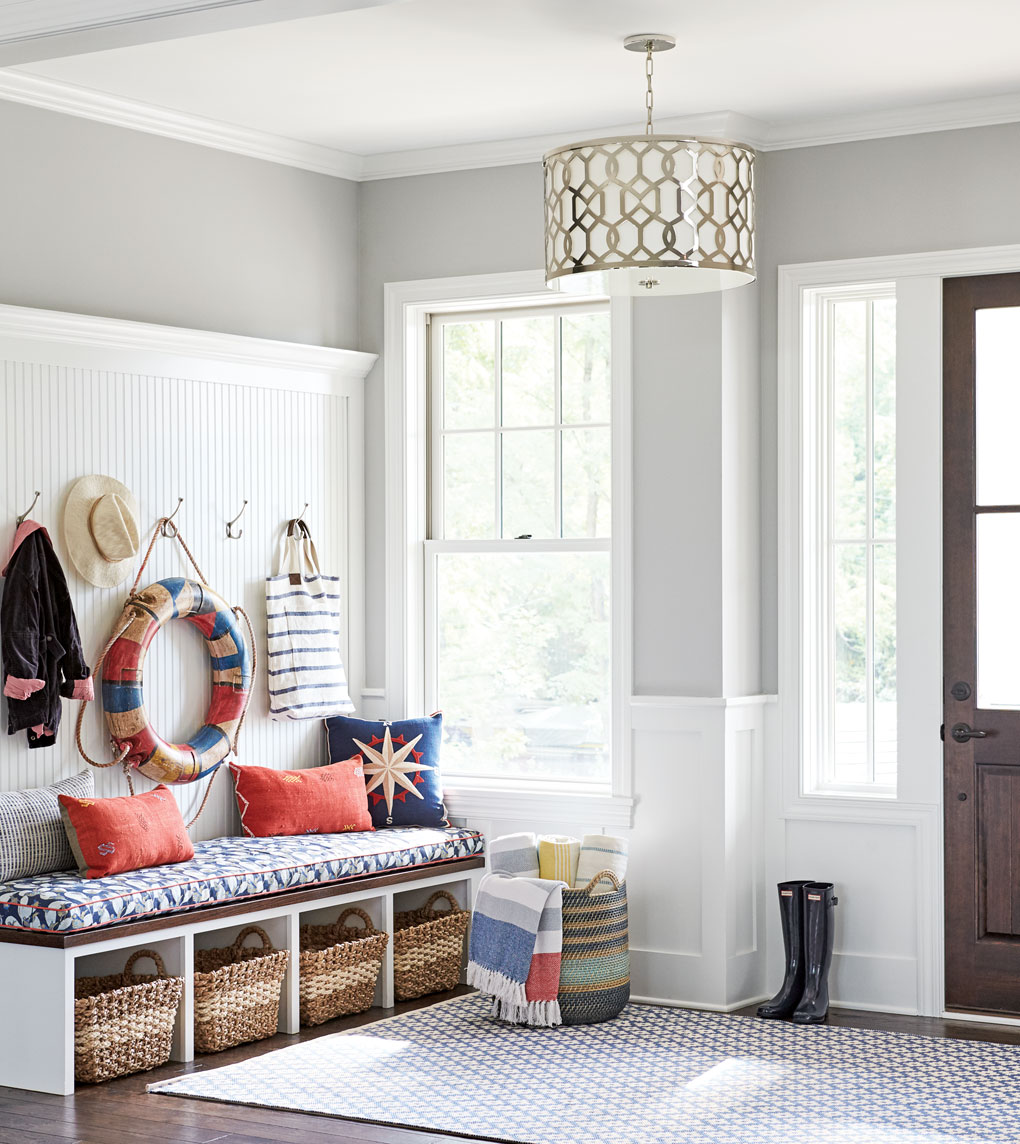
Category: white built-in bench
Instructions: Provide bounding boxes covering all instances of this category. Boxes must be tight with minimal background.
[0,826,485,1095]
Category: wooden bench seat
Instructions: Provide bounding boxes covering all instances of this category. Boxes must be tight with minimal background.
[0,829,485,1096]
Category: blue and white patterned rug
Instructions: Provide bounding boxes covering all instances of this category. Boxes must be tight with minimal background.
[149,994,1020,1143]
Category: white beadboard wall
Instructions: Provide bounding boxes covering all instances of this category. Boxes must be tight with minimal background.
[0,305,373,841]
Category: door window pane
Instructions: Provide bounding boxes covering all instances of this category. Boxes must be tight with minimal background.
[976,307,1020,506]
[977,512,1020,708]
[435,551,610,783]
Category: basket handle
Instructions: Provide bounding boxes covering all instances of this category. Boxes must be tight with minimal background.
[123,949,167,982]
[231,925,273,959]
[581,870,622,895]
[423,890,460,915]
[336,907,376,933]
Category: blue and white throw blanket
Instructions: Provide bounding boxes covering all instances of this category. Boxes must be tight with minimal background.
[467,873,564,1027]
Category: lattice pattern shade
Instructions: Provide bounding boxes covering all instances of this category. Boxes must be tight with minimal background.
[544,135,756,295]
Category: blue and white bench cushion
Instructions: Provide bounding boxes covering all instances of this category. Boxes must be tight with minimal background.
[0,826,484,934]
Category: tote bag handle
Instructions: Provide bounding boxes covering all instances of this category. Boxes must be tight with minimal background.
[275,518,324,583]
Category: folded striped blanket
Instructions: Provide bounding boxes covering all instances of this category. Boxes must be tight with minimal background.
[574,833,628,893]
[467,873,563,1026]
[488,832,540,878]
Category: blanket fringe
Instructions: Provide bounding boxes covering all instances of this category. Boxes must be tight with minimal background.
[467,962,561,1027]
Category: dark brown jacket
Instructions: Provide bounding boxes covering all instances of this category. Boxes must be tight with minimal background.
[2,522,92,748]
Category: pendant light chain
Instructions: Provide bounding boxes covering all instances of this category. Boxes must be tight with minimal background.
[645,40,655,135]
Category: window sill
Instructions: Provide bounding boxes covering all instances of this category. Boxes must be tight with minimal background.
[443,784,634,828]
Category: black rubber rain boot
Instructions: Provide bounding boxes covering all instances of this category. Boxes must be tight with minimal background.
[757,880,812,1019]
[792,882,838,1024]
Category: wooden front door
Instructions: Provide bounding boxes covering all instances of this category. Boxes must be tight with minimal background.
[944,272,1020,1014]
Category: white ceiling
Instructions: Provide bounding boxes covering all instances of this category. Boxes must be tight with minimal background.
[7,0,1020,169]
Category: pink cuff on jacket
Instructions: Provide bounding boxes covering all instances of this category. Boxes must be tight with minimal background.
[4,676,45,701]
[72,677,94,702]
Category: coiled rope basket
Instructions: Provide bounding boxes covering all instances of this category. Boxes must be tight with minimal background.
[557,870,630,1026]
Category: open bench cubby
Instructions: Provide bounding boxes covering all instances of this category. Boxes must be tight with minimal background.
[0,855,484,1095]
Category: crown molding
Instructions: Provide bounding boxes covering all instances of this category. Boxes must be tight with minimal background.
[763,90,1020,151]
[0,302,377,390]
[0,1,407,67]
[0,1,246,42]
[2,66,1020,181]
[0,69,363,178]
[358,111,760,181]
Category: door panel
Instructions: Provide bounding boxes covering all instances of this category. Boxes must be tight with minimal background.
[944,272,1020,1014]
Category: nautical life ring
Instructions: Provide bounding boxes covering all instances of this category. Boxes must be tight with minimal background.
[102,578,252,784]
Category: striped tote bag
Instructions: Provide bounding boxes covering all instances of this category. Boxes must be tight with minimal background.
[265,520,354,721]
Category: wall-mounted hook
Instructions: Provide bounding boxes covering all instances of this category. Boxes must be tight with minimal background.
[294,502,309,525]
[160,496,183,538]
[16,489,40,528]
[226,499,248,539]
[16,490,41,527]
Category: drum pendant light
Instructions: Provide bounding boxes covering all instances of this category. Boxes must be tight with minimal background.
[543,34,756,296]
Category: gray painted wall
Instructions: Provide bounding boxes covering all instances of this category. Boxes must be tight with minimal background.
[0,99,360,347]
[359,164,762,697]
[358,164,545,690]
[756,122,1020,690]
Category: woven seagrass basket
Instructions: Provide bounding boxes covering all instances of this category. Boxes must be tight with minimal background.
[74,949,183,1083]
[299,906,390,1026]
[393,889,469,1001]
[194,925,289,1053]
[557,870,630,1026]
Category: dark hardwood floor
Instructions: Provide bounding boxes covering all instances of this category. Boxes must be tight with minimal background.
[5,993,1020,1144]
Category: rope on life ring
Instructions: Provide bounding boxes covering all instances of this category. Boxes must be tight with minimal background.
[76,521,256,810]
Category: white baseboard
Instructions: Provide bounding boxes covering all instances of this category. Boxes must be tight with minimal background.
[630,994,771,1014]
[941,1009,1020,1029]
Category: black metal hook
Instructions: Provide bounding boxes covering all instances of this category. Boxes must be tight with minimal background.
[226,499,248,540]
[16,490,41,527]
[160,496,183,538]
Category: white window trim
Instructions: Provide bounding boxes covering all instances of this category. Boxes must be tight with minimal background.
[384,270,634,825]
[778,242,1020,820]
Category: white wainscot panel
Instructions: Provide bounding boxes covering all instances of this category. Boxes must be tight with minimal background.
[783,818,919,1013]
[628,728,704,961]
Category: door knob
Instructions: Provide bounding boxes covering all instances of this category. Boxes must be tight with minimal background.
[951,723,991,743]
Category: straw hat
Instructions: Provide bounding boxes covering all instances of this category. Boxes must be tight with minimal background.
[64,476,140,588]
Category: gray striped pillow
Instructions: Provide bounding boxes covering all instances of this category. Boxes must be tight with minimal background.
[0,770,95,882]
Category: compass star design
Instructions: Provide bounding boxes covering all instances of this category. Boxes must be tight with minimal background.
[354,726,432,815]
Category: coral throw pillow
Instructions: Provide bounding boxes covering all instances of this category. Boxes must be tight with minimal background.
[229,759,373,838]
[324,713,448,829]
[58,785,194,879]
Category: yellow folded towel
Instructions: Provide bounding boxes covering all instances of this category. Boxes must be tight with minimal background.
[538,835,581,885]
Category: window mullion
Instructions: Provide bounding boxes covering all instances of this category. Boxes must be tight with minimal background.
[494,319,503,539]
[554,315,563,538]
[865,299,876,785]
[824,298,837,789]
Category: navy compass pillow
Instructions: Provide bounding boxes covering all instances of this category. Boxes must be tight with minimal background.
[325,712,448,829]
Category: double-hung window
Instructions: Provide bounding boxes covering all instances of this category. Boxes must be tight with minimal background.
[424,302,612,788]
[801,283,897,795]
